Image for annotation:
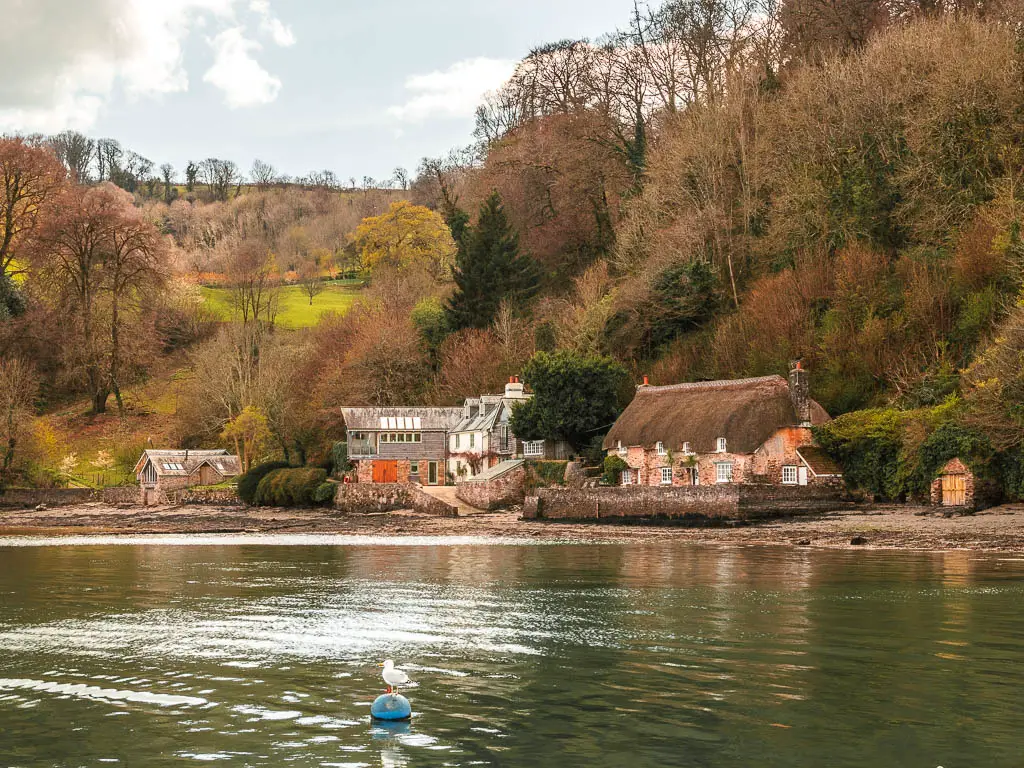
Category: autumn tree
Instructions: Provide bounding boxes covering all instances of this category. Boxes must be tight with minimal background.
[226,241,280,329]
[221,405,272,472]
[299,257,325,305]
[446,192,539,330]
[1,137,67,278]
[353,201,456,280]
[0,357,38,490]
[48,131,95,183]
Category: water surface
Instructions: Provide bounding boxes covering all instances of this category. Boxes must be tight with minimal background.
[0,537,1022,767]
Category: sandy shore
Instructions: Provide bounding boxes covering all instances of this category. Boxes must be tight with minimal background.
[1,502,1023,552]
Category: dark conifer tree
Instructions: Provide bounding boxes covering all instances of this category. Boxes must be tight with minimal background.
[446,191,539,330]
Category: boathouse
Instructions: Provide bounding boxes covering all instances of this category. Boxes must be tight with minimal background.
[341,407,463,485]
[930,458,975,508]
[134,449,242,506]
[602,363,842,489]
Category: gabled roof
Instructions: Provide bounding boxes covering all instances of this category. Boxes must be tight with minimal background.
[797,447,843,477]
[602,376,830,454]
[134,450,241,478]
[341,407,464,432]
[452,396,523,434]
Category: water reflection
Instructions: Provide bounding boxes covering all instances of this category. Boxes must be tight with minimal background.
[0,540,1022,767]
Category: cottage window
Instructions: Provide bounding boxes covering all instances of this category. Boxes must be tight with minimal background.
[622,469,635,486]
[716,438,727,453]
[617,441,627,457]
[656,441,666,456]
[782,466,799,485]
[470,433,476,449]
[413,433,421,443]
[715,462,734,484]
[523,441,545,458]
[683,442,692,455]
[455,434,461,449]
[410,462,419,475]
[660,467,673,485]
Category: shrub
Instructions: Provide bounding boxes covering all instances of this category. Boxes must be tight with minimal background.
[237,461,290,505]
[526,461,568,490]
[254,468,328,507]
[313,481,337,506]
[603,455,629,485]
[331,442,351,476]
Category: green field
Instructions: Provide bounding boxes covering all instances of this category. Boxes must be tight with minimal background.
[200,283,360,329]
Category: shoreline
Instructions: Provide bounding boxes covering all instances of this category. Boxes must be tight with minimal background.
[1,502,1023,552]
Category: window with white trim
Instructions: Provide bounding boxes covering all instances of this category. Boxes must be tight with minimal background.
[470,433,476,449]
[656,441,666,456]
[410,462,420,475]
[715,462,734,484]
[617,441,627,456]
[660,467,673,485]
[682,442,692,455]
[622,469,635,486]
[455,434,461,449]
[523,441,545,458]
[716,437,727,453]
[782,466,799,485]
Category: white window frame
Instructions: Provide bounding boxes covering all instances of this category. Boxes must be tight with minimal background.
[470,433,476,449]
[715,462,734,484]
[660,467,673,485]
[682,442,692,455]
[716,437,728,453]
[782,466,799,485]
[622,469,635,486]
[617,441,627,457]
[656,441,666,456]
[523,441,545,458]
[410,462,420,475]
[455,434,461,449]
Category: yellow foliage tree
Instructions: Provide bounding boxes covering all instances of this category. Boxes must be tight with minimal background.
[353,201,455,280]
[221,406,272,472]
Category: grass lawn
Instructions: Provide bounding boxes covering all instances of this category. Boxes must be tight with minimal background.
[200,283,360,329]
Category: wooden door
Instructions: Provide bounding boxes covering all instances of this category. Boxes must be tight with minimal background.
[942,474,966,506]
[373,461,398,484]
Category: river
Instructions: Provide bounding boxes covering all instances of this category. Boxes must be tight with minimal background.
[0,536,1021,767]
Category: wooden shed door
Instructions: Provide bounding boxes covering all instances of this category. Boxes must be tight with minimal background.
[942,475,966,506]
[373,461,398,484]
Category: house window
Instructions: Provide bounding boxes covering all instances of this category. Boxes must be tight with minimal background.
[622,469,635,486]
[683,442,692,455]
[715,462,734,484]
[617,441,626,456]
[716,438,727,453]
[656,441,666,456]
[470,433,476,449]
[660,467,673,485]
[523,441,545,458]
[782,466,799,485]
[410,462,419,475]
[413,433,421,443]
[161,462,184,471]
[455,434,461,449]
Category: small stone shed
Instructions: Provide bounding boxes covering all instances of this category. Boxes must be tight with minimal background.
[930,458,975,508]
[134,449,242,506]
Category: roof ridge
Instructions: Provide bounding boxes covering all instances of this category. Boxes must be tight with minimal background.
[637,375,787,394]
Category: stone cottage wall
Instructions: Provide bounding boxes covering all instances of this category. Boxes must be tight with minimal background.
[456,465,526,510]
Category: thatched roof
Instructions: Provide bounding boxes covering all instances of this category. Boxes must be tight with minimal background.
[602,376,830,454]
[341,407,464,432]
[134,450,241,478]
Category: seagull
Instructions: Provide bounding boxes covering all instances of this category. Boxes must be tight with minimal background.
[379,660,411,695]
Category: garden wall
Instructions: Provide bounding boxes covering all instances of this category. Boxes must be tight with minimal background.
[523,484,847,522]
[456,465,526,510]
[0,487,142,508]
[333,484,458,517]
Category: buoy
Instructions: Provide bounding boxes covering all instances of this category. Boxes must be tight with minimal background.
[371,693,412,721]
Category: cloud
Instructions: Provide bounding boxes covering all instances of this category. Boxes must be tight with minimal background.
[250,0,295,47]
[0,0,292,132]
[203,28,282,109]
[388,58,516,123]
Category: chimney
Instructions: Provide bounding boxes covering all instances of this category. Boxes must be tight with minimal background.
[639,375,650,389]
[505,376,526,399]
[789,360,811,426]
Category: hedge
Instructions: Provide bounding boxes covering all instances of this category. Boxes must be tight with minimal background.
[237,461,290,505]
[254,468,329,507]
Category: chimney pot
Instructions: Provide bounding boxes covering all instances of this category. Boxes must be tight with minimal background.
[642,376,650,387]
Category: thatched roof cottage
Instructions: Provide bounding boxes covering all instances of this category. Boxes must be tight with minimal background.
[602,364,842,488]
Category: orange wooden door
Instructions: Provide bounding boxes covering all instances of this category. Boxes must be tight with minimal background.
[942,475,966,506]
[373,461,398,484]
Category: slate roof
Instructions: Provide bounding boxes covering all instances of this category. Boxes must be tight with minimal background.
[603,376,830,454]
[341,407,464,432]
[134,450,242,478]
[797,447,843,477]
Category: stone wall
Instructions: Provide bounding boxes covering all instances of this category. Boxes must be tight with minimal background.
[524,484,847,522]
[170,488,240,506]
[0,487,144,508]
[333,483,458,517]
[456,465,526,511]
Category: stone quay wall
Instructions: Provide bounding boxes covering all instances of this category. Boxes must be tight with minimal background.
[523,484,847,522]
[334,484,458,517]
[456,466,526,511]
[0,487,142,509]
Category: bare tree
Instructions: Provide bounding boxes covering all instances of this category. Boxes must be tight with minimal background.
[161,163,176,204]
[251,158,278,191]
[0,357,38,490]
[226,241,280,329]
[392,167,409,190]
[299,257,325,305]
[48,131,95,183]
[200,158,240,202]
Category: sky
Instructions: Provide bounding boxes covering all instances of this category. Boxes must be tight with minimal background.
[0,0,634,181]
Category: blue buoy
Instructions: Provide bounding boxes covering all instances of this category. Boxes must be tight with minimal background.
[371,693,412,721]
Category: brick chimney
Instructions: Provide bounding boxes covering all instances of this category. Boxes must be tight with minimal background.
[639,375,650,389]
[789,361,811,426]
[505,376,526,399]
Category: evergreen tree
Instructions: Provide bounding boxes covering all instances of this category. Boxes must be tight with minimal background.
[446,191,539,330]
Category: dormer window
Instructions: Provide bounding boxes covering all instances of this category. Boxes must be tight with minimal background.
[716,438,727,453]
[656,441,667,456]
[617,441,627,456]
[683,442,692,455]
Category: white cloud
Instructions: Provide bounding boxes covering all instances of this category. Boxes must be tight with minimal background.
[388,58,516,123]
[0,0,291,133]
[203,28,281,109]
[250,0,295,47]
